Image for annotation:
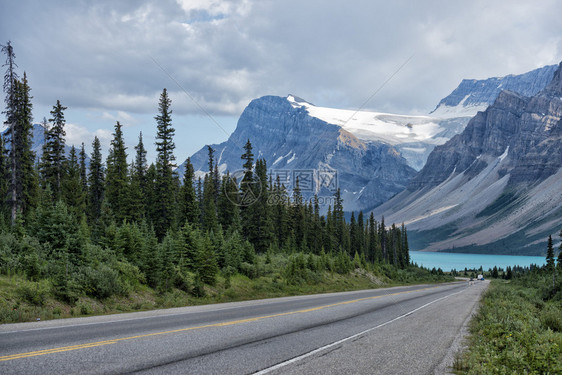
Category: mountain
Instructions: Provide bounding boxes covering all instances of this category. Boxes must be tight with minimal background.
[181,95,417,212]
[2,123,82,162]
[180,64,556,214]
[431,64,557,117]
[373,62,562,256]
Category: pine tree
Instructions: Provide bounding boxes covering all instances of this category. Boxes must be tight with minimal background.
[202,174,218,231]
[153,88,176,238]
[87,136,104,223]
[368,213,381,263]
[357,211,365,256]
[11,73,37,220]
[144,163,157,224]
[62,146,85,216]
[217,172,238,230]
[248,158,273,253]
[40,100,67,201]
[291,177,305,250]
[557,229,562,268]
[178,157,199,226]
[271,175,289,249]
[0,134,8,222]
[202,146,218,231]
[402,223,410,267]
[79,142,87,192]
[350,212,358,254]
[105,121,128,222]
[546,235,555,269]
[333,188,345,248]
[129,132,147,221]
[380,216,387,262]
[2,41,18,224]
[240,139,257,238]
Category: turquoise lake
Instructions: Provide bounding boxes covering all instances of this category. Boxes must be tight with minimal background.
[409,251,546,272]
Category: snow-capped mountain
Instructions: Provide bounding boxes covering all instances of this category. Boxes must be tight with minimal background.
[181,95,417,212]
[431,64,557,117]
[180,64,557,216]
[285,95,469,171]
[373,62,562,255]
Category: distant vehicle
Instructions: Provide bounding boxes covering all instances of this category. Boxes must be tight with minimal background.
[477,274,484,280]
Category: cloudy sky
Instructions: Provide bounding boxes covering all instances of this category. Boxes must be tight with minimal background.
[1,0,561,163]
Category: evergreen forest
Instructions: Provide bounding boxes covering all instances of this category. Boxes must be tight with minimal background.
[0,42,445,322]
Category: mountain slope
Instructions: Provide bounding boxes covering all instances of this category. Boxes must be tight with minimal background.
[374,62,562,255]
[181,95,417,212]
[179,64,556,215]
[431,64,557,117]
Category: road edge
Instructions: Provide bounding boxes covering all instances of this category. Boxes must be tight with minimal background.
[434,280,489,374]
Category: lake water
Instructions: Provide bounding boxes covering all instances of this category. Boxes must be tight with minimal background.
[409,251,546,272]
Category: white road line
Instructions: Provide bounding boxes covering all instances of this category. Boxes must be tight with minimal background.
[253,286,468,375]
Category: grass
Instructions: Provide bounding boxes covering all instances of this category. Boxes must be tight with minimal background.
[453,273,562,374]
[0,254,453,324]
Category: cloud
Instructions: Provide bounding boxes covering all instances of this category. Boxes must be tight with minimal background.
[65,123,113,152]
[2,0,562,120]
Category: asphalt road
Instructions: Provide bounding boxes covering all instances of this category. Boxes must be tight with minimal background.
[0,281,488,374]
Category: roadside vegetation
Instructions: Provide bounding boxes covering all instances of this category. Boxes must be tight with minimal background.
[454,233,562,374]
[0,251,451,323]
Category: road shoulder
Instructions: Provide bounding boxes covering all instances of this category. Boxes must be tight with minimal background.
[265,281,489,375]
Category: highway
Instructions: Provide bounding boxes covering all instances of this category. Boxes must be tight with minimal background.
[0,281,488,374]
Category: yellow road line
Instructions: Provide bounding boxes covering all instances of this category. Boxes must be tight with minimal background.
[0,285,443,362]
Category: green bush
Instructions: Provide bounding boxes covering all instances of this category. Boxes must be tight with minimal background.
[16,282,49,306]
[81,265,127,299]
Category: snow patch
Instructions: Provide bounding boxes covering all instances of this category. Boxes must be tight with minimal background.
[498,146,509,162]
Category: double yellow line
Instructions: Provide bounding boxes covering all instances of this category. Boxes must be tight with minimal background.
[1,285,441,362]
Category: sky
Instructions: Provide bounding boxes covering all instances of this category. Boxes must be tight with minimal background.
[1,0,561,164]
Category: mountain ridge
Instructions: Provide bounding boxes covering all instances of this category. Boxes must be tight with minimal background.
[374,62,562,255]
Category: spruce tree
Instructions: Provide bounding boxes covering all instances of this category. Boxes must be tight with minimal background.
[333,188,345,247]
[129,132,148,221]
[144,163,157,224]
[202,174,218,231]
[217,172,239,231]
[40,100,67,201]
[240,139,257,237]
[291,177,305,250]
[0,135,8,222]
[153,88,176,238]
[271,175,289,249]
[87,136,104,223]
[546,235,555,269]
[402,223,410,267]
[380,216,387,262]
[79,142,87,192]
[105,121,128,222]
[557,229,562,268]
[62,146,85,216]
[2,41,18,224]
[11,73,37,219]
[248,158,273,253]
[178,157,199,226]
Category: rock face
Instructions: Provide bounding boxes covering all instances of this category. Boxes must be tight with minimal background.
[374,62,562,255]
[181,95,417,212]
[178,63,557,219]
[431,64,557,115]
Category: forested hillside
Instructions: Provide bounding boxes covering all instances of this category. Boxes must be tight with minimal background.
[0,42,440,322]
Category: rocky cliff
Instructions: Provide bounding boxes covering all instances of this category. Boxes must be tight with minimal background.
[374,62,562,255]
[181,95,417,211]
[431,64,557,116]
